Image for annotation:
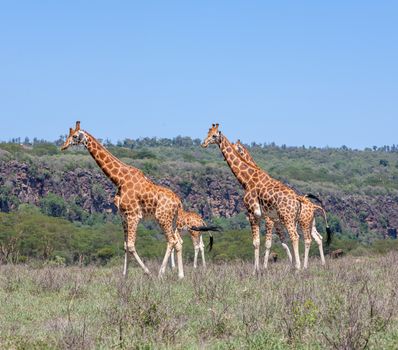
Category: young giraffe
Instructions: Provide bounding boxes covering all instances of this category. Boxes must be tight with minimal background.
[233,140,330,268]
[61,122,206,279]
[202,124,303,271]
[170,210,217,269]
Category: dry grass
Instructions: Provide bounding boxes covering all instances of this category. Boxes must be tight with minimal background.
[1,254,398,349]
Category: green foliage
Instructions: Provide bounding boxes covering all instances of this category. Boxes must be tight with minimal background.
[40,192,67,217]
[135,148,157,159]
[0,143,25,155]
[0,185,20,212]
[1,206,397,265]
[31,143,59,156]
[96,246,116,264]
[1,136,398,258]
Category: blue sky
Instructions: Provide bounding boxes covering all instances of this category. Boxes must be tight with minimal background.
[0,1,397,148]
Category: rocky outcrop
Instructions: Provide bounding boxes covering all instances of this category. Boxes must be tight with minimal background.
[1,159,397,238]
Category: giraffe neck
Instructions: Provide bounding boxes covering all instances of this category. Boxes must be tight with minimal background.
[84,131,129,186]
[218,135,259,189]
[238,145,272,180]
[239,146,259,169]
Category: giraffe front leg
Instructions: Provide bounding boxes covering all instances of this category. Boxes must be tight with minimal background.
[174,229,184,279]
[244,191,262,219]
[159,242,174,277]
[170,249,176,270]
[123,240,128,277]
[125,215,151,275]
[122,218,129,278]
[263,219,274,269]
[248,212,261,275]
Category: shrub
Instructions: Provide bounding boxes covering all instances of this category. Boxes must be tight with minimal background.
[40,193,67,217]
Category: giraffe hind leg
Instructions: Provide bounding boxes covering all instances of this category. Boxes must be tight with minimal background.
[285,221,301,270]
[311,220,325,265]
[199,235,206,268]
[158,214,184,279]
[191,233,200,269]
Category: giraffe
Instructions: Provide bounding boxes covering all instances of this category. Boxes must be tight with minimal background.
[60,121,207,279]
[232,140,293,265]
[170,210,219,269]
[233,140,331,268]
[202,123,303,271]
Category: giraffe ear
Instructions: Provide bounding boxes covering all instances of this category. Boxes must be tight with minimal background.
[212,123,215,128]
[215,123,219,129]
[75,121,81,131]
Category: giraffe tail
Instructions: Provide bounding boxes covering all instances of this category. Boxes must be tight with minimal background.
[190,225,222,252]
[313,204,332,246]
[326,226,332,246]
[305,193,324,205]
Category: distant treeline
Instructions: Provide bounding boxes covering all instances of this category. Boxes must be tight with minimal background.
[4,135,398,153]
[1,204,397,266]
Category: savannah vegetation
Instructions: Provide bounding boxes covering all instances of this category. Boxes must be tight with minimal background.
[1,137,398,349]
[1,136,398,264]
[1,254,398,349]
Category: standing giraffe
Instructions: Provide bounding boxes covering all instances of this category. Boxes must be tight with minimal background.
[202,124,303,271]
[61,121,208,279]
[170,210,219,269]
[233,140,330,268]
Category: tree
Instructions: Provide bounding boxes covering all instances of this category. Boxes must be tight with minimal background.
[40,193,67,217]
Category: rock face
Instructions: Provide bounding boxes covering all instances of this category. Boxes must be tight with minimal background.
[1,159,397,238]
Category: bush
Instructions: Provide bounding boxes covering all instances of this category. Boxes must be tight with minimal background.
[96,246,116,264]
[40,193,67,217]
[31,143,59,156]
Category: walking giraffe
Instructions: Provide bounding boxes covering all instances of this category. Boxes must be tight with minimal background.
[233,140,331,268]
[170,210,219,269]
[61,121,209,279]
[202,123,303,271]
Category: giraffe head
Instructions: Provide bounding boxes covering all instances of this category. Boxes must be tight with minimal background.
[233,139,245,155]
[60,121,88,151]
[201,123,221,148]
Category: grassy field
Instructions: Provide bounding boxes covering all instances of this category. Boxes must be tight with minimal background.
[1,254,398,349]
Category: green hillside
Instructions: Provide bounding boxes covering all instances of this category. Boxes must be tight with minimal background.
[1,136,398,264]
